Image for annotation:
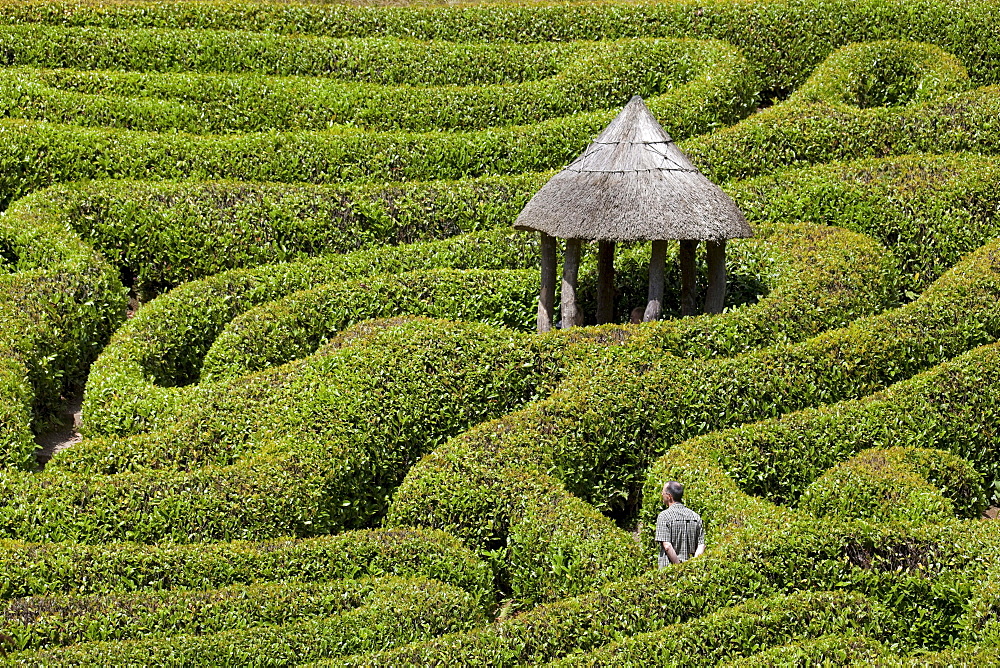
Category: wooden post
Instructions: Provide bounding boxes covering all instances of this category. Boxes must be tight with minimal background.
[596,240,616,325]
[537,233,557,332]
[561,238,582,328]
[679,239,699,317]
[643,239,667,322]
[704,240,727,315]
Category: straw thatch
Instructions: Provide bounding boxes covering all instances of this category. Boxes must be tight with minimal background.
[515,96,753,242]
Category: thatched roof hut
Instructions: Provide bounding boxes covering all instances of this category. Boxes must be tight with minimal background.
[515,96,753,330]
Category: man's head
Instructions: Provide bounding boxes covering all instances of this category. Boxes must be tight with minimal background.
[661,480,684,506]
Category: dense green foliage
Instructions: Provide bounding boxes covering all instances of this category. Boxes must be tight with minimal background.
[3,0,1000,664]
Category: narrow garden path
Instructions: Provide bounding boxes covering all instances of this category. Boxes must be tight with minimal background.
[34,396,82,467]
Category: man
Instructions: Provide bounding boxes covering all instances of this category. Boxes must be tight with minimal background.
[655,481,705,567]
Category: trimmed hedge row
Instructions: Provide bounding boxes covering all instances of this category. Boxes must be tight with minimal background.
[685,85,1000,184]
[641,339,1000,533]
[334,517,1000,664]
[0,527,493,604]
[81,229,540,439]
[322,557,774,666]
[1,575,478,652]
[0,37,751,133]
[635,342,1000,649]
[9,175,543,299]
[390,230,1000,567]
[201,220,896,380]
[4,318,551,541]
[718,634,894,666]
[5,576,484,666]
[0,25,571,84]
[798,447,984,523]
[0,35,757,207]
[0,187,125,469]
[3,66,996,213]
[2,0,998,89]
[551,590,894,666]
[728,152,1000,295]
[788,40,971,108]
[198,268,538,381]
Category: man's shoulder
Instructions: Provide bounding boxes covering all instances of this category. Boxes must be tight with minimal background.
[663,503,702,521]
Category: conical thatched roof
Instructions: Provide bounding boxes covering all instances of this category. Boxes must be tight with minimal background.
[515,96,753,241]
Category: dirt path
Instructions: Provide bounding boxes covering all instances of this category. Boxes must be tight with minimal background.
[34,396,82,467]
[986,506,999,520]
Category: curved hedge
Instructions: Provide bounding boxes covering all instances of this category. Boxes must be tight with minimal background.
[1,575,480,652]
[199,268,538,381]
[201,219,896,380]
[5,175,543,299]
[788,40,971,108]
[2,1,1000,659]
[388,230,1000,595]
[0,36,746,133]
[3,318,551,541]
[80,229,541,439]
[729,152,1000,295]
[686,84,1000,184]
[0,527,493,605]
[2,0,998,89]
[4,576,484,666]
[551,590,894,667]
[798,447,983,523]
[0,189,125,470]
[0,34,758,207]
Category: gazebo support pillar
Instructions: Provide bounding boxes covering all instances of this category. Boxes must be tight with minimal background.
[643,240,667,322]
[679,239,699,317]
[704,240,727,315]
[537,233,557,332]
[596,241,616,325]
[561,238,582,328]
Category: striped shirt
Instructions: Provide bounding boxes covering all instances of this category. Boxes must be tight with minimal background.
[655,502,705,568]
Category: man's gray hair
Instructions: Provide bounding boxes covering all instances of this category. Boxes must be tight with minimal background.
[663,480,684,503]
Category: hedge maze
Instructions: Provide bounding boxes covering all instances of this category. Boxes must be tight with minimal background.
[1,0,999,663]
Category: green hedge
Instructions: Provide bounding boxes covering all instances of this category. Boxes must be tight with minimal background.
[717,634,894,666]
[5,576,484,666]
[0,25,568,83]
[81,229,540,439]
[198,268,538,381]
[9,176,542,300]
[4,318,550,541]
[4,45,996,211]
[788,40,970,108]
[728,153,1000,296]
[0,527,493,604]
[201,220,896,381]
[551,590,894,666]
[1,575,480,652]
[685,85,1000,184]
[0,35,756,207]
[386,225,999,611]
[323,557,774,666]
[641,339,1000,534]
[391,232,1000,549]
[2,0,998,89]
[0,188,126,469]
[637,341,1000,649]
[798,447,984,523]
[0,37,748,133]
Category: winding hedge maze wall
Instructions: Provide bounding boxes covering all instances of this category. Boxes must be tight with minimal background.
[1,0,999,664]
